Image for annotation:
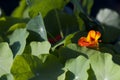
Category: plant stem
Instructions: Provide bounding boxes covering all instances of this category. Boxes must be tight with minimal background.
[54,9,64,38]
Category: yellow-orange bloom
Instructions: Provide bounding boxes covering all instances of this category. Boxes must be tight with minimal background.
[78,30,101,48]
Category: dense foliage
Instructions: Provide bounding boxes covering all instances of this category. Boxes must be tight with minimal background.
[0,0,120,80]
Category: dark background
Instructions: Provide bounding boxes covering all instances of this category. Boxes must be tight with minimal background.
[0,0,120,17]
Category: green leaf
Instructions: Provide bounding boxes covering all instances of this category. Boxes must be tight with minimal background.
[57,69,68,80]
[0,17,29,34]
[96,9,120,42]
[27,0,69,18]
[59,43,97,63]
[82,0,94,14]
[11,0,27,18]
[8,23,26,33]
[64,32,77,46]
[71,0,85,30]
[65,56,90,80]
[30,41,51,56]
[61,43,97,57]
[71,0,84,13]
[11,53,64,80]
[27,14,47,41]
[0,43,13,77]
[30,54,64,80]
[114,41,120,54]
[59,45,82,64]
[8,28,29,55]
[90,53,120,80]
[0,74,14,80]
[44,10,79,38]
[11,55,38,80]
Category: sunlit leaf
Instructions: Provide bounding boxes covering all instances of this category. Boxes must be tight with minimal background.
[90,53,120,80]
[64,32,77,46]
[8,23,26,32]
[0,43,13,77]
[11,55,38,80]
[30,41,51,56]
[27,14,47,41]
[65,55,90,80]
[57,69,68,80]
[8,28,29,55]
[96,8,120,42]
[11,0,27,18]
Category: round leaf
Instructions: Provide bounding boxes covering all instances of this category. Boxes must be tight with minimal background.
[65,56,90,80]
[90,53,120,80]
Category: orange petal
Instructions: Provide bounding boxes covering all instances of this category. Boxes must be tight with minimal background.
[95,31,101,42]
[86,30,95,42]
[78,30,101,48]
[78,37,90,46]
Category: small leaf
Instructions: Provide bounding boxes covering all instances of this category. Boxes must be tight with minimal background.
[27,14,47,41]
[8,28,29,55]
[0,17,29,34]
[8,23,26,32]
[0,43,13,77]
[11,0,27,18]
[30,41,51,56]
[90,53,120,80]
[65,56,90,80]
[64,32,77,46]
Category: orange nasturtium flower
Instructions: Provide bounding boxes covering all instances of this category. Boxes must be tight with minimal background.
[78,30,101,48]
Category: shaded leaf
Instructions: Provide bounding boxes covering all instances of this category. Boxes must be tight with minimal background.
[44,10,79,37]
[90,53,120,80]
[11,52,64,80]
[27,0,69,18]
[71,0,84,13]
[71,0,85,30]
[62,43,98,57]
[0,17,29,34]
[114,41,120,54]
[81,0,94,14]
[30,54,64,80]
[0,43,13,77]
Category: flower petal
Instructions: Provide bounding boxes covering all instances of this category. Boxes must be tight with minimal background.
[95,31,101,42]
[78,37,89,46]
[78,30,101,48]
